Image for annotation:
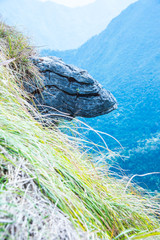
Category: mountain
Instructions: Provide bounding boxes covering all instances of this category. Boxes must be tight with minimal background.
[43,0,160,190]
[0,0,136,50]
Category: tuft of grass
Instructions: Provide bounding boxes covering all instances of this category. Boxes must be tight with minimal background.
[0,21,42,93]
[0,156,85,240]
[0,22,160,239]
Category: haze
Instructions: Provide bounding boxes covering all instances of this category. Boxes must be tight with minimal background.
[39,0,96,7]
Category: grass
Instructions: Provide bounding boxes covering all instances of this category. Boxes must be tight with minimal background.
[0,22,160,239]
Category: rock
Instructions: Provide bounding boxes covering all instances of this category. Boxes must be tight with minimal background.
[29,56,117,120]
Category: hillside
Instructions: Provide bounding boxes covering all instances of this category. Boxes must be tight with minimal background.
[44,0,160,190]
[0,0,136,50]
[0,22,160,239]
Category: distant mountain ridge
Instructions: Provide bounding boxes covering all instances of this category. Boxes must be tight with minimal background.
[43,0,160,190]
[0,0,136,50]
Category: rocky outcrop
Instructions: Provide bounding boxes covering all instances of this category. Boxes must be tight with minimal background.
[28,56,117,120]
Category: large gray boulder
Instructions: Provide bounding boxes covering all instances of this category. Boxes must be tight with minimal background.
[29,56,117,120]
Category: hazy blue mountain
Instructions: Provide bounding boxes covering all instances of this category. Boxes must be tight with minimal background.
[43,0,160,191]
[0,0,136,50]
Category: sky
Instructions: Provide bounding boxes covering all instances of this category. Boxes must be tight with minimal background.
[39,0,96,8]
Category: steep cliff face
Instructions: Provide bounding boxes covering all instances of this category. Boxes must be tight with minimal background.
[30,56,117,121]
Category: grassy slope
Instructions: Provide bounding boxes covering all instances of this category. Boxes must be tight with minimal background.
[0,22,160,239]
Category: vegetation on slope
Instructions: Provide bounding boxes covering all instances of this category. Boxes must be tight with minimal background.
[0,22,160,239]
[45,0,160,191]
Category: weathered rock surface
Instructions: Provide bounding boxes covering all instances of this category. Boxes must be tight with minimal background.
[29,56,117,120]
